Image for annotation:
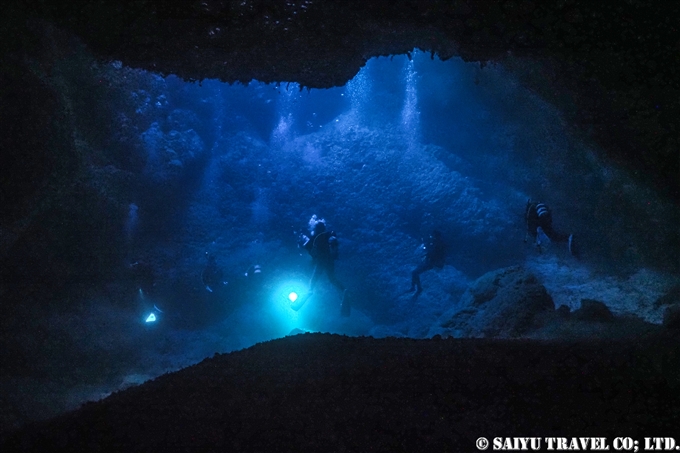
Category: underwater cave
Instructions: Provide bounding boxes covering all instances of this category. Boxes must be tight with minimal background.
[1,1,679,451]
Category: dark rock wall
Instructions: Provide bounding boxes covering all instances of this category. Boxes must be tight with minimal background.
[0,24,215,306]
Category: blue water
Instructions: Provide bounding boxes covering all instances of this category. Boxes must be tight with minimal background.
[94,49,679,341]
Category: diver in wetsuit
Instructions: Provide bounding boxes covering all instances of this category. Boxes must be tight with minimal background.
[525,199,578,258]
[201,253,224,293]
[295,215,350,316]
[410,229,447,295]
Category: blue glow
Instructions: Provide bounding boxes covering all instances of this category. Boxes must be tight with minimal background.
[145,313,156,323]
[266,279,311,335]
[274,281,306,311]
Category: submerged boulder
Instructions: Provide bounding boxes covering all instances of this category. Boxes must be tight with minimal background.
[573,299,615,322]
[654,284,680,308]
[429,266,554,338]
[662,305,680,330]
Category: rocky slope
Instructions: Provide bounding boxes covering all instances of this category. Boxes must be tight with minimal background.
[2,332,679,452]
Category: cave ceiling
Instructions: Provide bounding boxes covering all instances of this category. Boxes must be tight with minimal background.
[4,0,679,201]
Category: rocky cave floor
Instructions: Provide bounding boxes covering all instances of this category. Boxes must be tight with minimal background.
[1,331,679,452]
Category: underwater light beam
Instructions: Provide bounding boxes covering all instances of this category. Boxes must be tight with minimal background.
[401,52,421,149]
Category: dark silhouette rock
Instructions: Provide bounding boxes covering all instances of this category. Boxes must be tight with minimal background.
[662,305,680,330]
[574,299,615,322]
[654,284,680,308]
[556,304,571,318]
[2,333,679,452]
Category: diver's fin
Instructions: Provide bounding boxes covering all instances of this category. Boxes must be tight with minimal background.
[340,290,351,317]
[568,234,580,259]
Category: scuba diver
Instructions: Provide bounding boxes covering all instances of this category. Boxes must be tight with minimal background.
[525,199,578,258]
[242,264,266,299]
[128,258,155,297]
[201,252,226,293]
[410,230,447,295]
[294,215,350,316]
[245,264,262,280]
[127,257,164,324]
[214,262,267,313]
